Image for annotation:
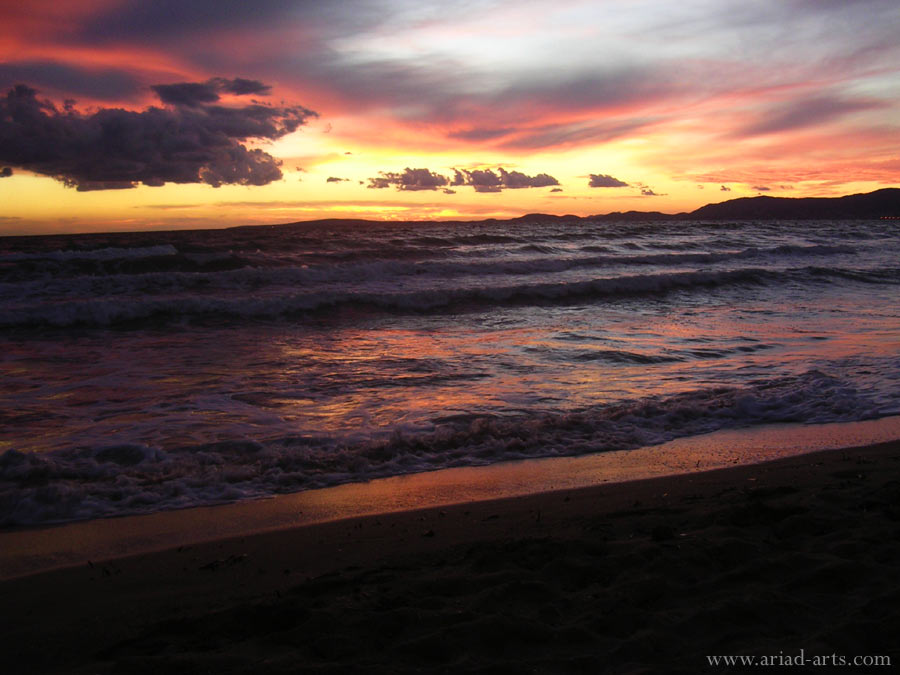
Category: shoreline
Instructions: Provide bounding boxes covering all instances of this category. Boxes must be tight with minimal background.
[2,435,899,672]
[3,415,900,581]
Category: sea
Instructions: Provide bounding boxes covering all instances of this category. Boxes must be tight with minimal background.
[1,217,898,526]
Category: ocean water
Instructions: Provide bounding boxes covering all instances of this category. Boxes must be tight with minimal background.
[1,218,898,525]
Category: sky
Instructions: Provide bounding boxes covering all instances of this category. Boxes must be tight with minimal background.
[1,0,899,234]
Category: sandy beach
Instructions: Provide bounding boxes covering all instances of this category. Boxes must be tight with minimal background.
[3,437,898,674]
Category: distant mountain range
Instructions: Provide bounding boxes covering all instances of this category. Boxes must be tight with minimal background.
[264,188,899,231]
[518,187,900,222]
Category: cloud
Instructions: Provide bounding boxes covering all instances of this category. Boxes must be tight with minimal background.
[151,77,271,107]
[458,169,500,191]
[73,180,140,192]
[720,185,731,191]
[367,167,449,191]
[48,0,900,170]
[752,185,771,191]
[0,82,316,190]
[367,166,559,192]
[80,0,307,43]
[735,95,885,138]
[151,82,220,107]
[640,188,660,196]
[442,188,456,194]
[500,117,657,150]
[550,187,563,192]
[497,168,559,189]
[0,167,11,177]
[455,168,559,192]
[0,61,143,101]
[326,176,350,182]
[589,173,629,188]
[448,127,516,142]
[219,77,271,96]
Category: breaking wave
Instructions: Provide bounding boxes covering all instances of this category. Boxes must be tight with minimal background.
[3,262,896,329]
[0,370,885,526]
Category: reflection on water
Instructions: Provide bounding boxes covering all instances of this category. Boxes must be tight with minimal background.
[1,217,898,524]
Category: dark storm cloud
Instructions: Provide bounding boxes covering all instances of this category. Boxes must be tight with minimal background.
[367,166,560,192]
[74,181,141,192]
[151,78,271,107]
[0,83,317,190]
[589,174,629,188]
[151,82,221,107]
[735,95,884,137]
[0,61,143,101]
[219,78,272,96]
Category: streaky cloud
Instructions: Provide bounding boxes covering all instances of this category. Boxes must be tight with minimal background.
[500,118,655,150]
[735,95,885,137]
[448,127,516,141]
[0,61,143,101]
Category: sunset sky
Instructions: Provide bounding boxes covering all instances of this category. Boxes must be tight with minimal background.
[1,0,898,234]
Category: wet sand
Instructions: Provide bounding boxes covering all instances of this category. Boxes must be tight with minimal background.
[3,439,899,673]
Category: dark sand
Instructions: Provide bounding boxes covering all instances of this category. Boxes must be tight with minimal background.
[2,440,899,674]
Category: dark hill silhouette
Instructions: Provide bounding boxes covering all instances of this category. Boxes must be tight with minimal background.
[239,188,899,232]
[686,188,900,220]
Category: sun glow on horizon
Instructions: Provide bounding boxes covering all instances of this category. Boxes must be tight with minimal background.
[1,0,898,234]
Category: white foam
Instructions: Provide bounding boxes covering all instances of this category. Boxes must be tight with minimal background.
[1,370,888,526]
